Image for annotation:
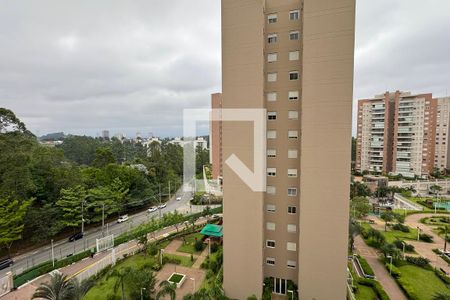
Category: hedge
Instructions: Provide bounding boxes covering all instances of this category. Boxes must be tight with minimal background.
[357,255,375,277]
[396,276,420,300]
[357,278,390,300]
[385,263,401,279]
[13,249,93,288]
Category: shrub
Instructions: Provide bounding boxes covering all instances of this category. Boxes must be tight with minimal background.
[397,276,421,300]
[405,256,430,268]
[393,240,414,252]
[194,240,205,252]
[357,255,375,277]
[419,233,433,243]
[392,223,410,232]
[357,278,390,300]
[210,243,219,253]
[385,263,401,279]
[435,269,450,285]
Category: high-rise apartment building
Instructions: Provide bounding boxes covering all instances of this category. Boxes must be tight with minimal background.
[102,130,110,139]
[356,92,450,177]
[222,0,355,299]
[210,93,223,180]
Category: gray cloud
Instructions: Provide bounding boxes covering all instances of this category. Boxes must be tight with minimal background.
[0,1,449,137]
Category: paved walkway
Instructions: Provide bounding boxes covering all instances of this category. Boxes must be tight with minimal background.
[192,248,208,269]
[354,236,407,300]
[155,264,205,299]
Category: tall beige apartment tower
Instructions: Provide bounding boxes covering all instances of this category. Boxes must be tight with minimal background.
[210,93,223,180]
[222,0,356,299]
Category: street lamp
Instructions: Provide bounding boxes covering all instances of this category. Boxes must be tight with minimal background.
[140,288,146,300]
[401,241,406,259]
[51,239,55,267]
[417,226,421,241]
[387,255,393,275]
[189,277,196,292]
[160,249,164,265]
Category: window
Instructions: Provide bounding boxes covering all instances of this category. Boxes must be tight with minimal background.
[268,73,277,82]
[287,260,297,269]
[267,204,276,213]
[289,71,299,80]
[288,188,297,196]
[267,186,276,195]
[288,130,298,139]
[267,92,277,102]
[268,53,278,62]
[287,242,297,251]
[288,206,297,214]
[289,31,300,40]
[267,168,277,177]
[268,14,277,24]
[267,130,277,139]
[288,111,298,120]
[268,112,277,120]
[266,222,276,231]
[289,51,299,61]
[267,149,277,158]
[266,240,276,248]
[288,169,298,177]
[288,149,298,158]
[287,224,297,233]
[290,10,300,20]
[266,257,276,266]
[268,34,277,44]
[289,91,299,101]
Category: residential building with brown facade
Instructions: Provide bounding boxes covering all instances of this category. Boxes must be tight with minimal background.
[356,91,450,177]
[221,0,355,298]
[210,93,223,180]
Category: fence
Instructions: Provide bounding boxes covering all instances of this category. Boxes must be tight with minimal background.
[0,272,13,297]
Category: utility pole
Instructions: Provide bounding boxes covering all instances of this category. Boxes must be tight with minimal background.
[51,239,55,267]
[81,201,85,235]
[159,184,162,218]
[102,203,105,237]
[168,181,171,199]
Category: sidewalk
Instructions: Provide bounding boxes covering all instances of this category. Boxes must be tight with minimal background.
[1,218,210,300]
[354,236,407,300]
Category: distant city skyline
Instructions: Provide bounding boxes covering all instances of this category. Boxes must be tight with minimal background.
[1,1,450,137]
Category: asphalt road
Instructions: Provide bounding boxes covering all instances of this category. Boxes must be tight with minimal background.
[0,183,201,278]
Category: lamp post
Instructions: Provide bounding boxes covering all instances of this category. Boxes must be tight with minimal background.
[401,241,406,259]
[51,239,55,267]
[140,288,146,300]
[160,249,164,265]
[417,226,421,241]
[387,255,393,275]
[189,277,196,292]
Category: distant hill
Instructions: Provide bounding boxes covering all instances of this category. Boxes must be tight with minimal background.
[39,132,65,141]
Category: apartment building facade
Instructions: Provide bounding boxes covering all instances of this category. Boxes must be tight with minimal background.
[210,93,223,180]
[356,91,450,177]
[222,0,355,299]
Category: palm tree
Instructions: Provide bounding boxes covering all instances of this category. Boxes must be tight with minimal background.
[438,225,449,252]
[156,280,176,300]
[380,212,394,232]
[113,267,133,300]
[70,278,94,300]
[433,292,450,300]
[32,272,74,300]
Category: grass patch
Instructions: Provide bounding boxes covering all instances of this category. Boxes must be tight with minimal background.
[168,273,184,283]
[361,222,418,244]
[177,233,204,254]
[85,253,157,300]
[355,284,378,300]
[163,253,194,267]
[396,264,450,300]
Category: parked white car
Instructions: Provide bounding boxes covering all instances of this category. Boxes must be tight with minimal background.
[176,196,182,201]
[117,215,129,223]
[148,206,158,213]
[159,203,167,209]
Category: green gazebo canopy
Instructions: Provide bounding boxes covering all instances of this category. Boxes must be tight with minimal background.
[200,224,223,237]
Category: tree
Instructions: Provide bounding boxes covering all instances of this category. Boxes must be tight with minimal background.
[350,181,371,198]
[113,267,133,300]
[32,272,74,300]
[350,197,371,219]
[380,212,394,232]
[125,268,157,300]
[156,281,176,300]
[0,197,32,256]
[56,186,86,232]
[430,184,442,196]
[92,147,116,168]
[380,243,401,259]
[348,220,361,251]
[367,228,386,246]
[71,278,94,300]
[138,234,149,255]
[438,225,449,252]
[0,108,33,135]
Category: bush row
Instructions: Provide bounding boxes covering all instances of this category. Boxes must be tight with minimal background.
[356,255,375,277]
[357,278,390,300]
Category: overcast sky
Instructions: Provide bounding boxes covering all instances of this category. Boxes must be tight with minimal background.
[0,1,449,138]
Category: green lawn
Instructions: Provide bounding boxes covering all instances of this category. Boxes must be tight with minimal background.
[177,232,204,254]
[355,284,378,300]
[397,265,450,299]
[361,223,419,243]
[164,253,194,267]
[85,254,157,300]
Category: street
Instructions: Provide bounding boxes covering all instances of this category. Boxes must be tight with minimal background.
[0,183,201,278]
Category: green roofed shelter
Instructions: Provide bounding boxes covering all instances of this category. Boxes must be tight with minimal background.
[200,224,223,237]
